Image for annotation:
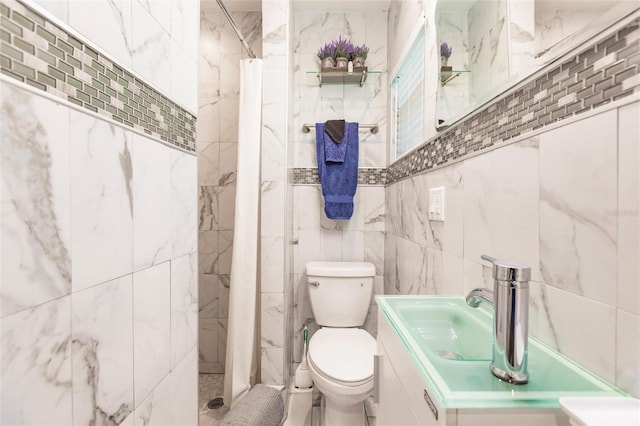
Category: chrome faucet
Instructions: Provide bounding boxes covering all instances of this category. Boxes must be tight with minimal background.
[467,254,531,384]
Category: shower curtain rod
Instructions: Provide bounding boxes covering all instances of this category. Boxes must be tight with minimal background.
[216,0,257,59]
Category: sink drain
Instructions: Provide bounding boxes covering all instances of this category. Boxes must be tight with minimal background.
[437,350,464,360]
[207,397,224,409]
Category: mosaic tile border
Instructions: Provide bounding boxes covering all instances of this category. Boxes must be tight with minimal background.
[386,16,640,185]
[291,167,388,186]
[0,0,196,152]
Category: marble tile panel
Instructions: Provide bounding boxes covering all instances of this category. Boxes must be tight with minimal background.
[441,253,464,296]
[399,174,430,246]
[68,0,133,68]
[219,97,240,143]
[535,284,616,383]
[363,186,386,231]
[539,111,617,307]
[199,186,219,232]
[217,319,228,366]
[197,101,220,144]
[261,347,284,386]
[197,142,219,187]
[462,259,493,296]
[133,262,171,406]
[219,143,238,186]
[72,275,134,425]
[219,53,241,98]
[171,149,197,259]
[1,297,72,426]
[70,111,133,292]
[34,0,69,23]
[171,252,198,369]
[138,0,171,32]
[171,40,198,113]
[296,12,323,54]
[343,230,365,262]
[261,180,286,237]
[425,162,464,257]
[385,183,402,237]
[616,309,640,397]
[1,84,71,317]
[464,138,540,280]
[132,134,171,271]
[261,114,287,183]
[199,318,218,364]
[198,46,221,103]
[295,230,321,275]
[218,274,230,319]
[218,231,233,275]
[217,184,237,231]
[395,237,427,295]
[364,231,385,276]
[262,293,285,349]
[198,230,218,275]
[425,247,443,295]
[261,2,288,61]
[171,346,198,426]
[171,0,199,61]
[296,186,323,231]
[199,273,219,320]
[131,0,171,95]
[383,234,398,295]
[133,371,171,425]
[320,230,343,261]
[618,102,640,315]
[262,236,285,293]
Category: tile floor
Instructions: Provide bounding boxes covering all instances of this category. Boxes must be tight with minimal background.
[199,375,377,426]
[199,374,229,425]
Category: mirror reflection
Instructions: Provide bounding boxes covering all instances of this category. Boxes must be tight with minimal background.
[435,0,614,128]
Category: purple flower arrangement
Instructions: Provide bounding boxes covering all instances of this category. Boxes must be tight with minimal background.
[440,41,453,58]
[317,36,369,60]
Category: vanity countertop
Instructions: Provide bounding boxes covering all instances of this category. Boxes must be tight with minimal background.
[376,295,626,409]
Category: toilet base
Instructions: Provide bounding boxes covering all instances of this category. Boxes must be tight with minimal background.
[321,395,366,426]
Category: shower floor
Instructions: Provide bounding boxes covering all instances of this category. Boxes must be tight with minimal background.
[199,374,229,425]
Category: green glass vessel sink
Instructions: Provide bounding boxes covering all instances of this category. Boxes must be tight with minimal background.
[376,295,626,409]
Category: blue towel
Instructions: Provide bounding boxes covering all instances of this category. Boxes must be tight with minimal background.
[316,122,359,220]
[323,124,347,163]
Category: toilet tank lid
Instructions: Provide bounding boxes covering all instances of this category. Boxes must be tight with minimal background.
[306,261,375,277]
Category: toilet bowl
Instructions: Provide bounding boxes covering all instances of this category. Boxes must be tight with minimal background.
[308,328,376,426]
[305,261,377,426]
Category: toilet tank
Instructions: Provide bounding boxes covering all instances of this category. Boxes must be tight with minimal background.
[306,261,375,327]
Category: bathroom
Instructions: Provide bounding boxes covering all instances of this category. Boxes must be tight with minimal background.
[0,0,638,424]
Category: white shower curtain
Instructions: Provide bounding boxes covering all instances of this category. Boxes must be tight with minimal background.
[224,58,263,409]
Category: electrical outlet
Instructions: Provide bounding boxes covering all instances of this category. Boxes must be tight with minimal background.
[428,187,445,221]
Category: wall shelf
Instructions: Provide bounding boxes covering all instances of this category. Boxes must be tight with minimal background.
[306,69,381,87]
[440,68,470,86]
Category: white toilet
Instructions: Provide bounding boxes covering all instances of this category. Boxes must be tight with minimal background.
[305,261,377,426]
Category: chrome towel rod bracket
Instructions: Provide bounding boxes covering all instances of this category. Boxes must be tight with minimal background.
[301,123,379,134]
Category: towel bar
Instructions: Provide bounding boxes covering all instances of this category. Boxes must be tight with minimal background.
[301,123,379,134]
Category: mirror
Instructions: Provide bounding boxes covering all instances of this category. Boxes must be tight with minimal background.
[435,0,630,129]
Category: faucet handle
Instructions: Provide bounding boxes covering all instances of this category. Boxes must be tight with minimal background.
[481,254,531,282]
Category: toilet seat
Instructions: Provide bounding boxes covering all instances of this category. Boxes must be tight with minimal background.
[308,328,376,386]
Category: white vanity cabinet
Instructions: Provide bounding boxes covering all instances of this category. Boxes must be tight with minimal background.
[375,307,564,426]
[376,307,449,426]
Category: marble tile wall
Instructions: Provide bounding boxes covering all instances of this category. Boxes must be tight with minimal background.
[467,0,509,107]
[385,100,640,398]
[0,0,197,151]
[0,1,198,423]
[197,7,262,374]
[261,0,291,389]
[290,10,388,365]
